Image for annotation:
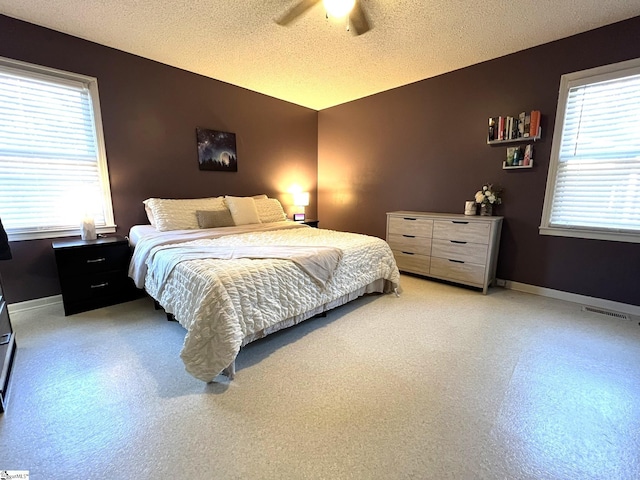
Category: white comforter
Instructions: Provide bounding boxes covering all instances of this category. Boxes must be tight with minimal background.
[130,222,400,382]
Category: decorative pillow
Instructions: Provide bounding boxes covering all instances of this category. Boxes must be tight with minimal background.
[224,196,261,225]
[143,197,225,231]
[255,197,287,223]
[196,209,234,228]
[252,194,268,199]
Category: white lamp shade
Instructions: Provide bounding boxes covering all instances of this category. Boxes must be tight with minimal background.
[323,0,355,18]
[293,192,310,207]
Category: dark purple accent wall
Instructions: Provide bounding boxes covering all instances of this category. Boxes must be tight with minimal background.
[318,17,640,306]
[1,14,639,307]
[0,15,318,303]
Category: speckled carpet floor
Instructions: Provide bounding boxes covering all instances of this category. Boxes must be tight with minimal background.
[1,274,640,479]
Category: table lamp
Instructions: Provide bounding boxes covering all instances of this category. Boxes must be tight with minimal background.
[292,192,309,221]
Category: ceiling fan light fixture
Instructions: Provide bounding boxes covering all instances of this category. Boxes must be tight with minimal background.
[323,0,355,19]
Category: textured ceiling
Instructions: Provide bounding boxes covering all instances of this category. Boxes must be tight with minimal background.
[1,1,640,110]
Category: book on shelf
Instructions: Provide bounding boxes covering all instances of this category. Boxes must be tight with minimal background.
[529,110,540,137]
[523,144,533,166]
[498,116,505,140]
[488,117,496,141]
[506,146,517,166]
[523,112,531,137]
[518,112,525,138]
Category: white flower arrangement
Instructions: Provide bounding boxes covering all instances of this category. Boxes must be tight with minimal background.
[475,183,502,205]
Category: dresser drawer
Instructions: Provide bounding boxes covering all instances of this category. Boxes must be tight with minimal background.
[431,238,488,265]
[429,257,484,286]
[55,242,131,277]
[393,251,431,275]
[432,220,490,244]
[387,234,431,256]
[388,216,433,238]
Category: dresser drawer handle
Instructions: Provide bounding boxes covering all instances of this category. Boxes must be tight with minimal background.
[90,282,109,289]
[86,257,106,264]
[401,251,415,255]
[452,221,469,224]
[403,217,417,221]
[402,234,416,238]
[450,240,467,244]
[0,333,10,345]
[449,259,465,264]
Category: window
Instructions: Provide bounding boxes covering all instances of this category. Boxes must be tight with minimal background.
[540,58,640,244]
[0,57,115,241]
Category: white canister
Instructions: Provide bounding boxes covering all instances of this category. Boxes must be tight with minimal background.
[464,201,477,216]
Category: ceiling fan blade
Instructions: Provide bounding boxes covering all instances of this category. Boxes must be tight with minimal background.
[276,0,322,26]
[349,2,371,35]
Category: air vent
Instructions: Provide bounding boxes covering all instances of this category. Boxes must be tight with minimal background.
[582,306,630,320]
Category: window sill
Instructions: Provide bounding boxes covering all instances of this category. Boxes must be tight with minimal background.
[539,225,640,244]
[7,225,117,242]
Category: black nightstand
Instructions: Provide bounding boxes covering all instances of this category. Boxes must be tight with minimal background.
[301,220,319,228]
[53,236,140,316]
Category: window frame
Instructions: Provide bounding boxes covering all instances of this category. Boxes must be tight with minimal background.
[539,57,640,244]
[0,56,116,241]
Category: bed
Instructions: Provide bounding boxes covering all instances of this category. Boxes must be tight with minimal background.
[128,195,401,382]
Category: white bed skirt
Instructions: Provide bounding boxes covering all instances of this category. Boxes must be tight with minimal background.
[240,278,395,347]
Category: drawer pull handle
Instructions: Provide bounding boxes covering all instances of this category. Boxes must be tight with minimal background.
[86,257,106,264]
[450,240,467,244]
[403,217,417,221]
[401,251,415,255]
[449,259,465,264]
[0,333,10,346]
[90,282,109,289]
[452,221,469,224]
[402,234,416,238]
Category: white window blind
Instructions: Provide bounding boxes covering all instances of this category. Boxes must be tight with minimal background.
[0,58,115,240]
[541,58,640,243]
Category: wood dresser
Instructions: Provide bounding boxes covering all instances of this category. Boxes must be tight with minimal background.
[386,211,503,294]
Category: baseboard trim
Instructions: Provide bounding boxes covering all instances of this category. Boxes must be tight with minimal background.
[498,279,640,317]
[8,295,62,314]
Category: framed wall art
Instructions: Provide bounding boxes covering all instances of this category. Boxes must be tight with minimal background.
[196,128,238,172]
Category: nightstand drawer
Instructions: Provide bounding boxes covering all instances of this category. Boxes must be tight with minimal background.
[431,238,488,265]
[429,257,484,286]
[387,234,431,256]
[388,216,433,238]
[54,242,131,277]
[59,271,132,303]
[432,220,490,244]
[393,251,431,275]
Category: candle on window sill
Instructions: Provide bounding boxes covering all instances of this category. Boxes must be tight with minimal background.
[81,215,97,240]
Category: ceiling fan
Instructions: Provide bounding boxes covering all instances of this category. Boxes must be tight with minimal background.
[276,0,371,36]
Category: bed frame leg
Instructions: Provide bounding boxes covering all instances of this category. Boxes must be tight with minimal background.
[222,361,236,380]
[394,287,400,297]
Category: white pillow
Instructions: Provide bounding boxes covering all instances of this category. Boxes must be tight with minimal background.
[143,197,225,231]
[255,197,287,223]
[144,204,156,227]
[225,196,261,225]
